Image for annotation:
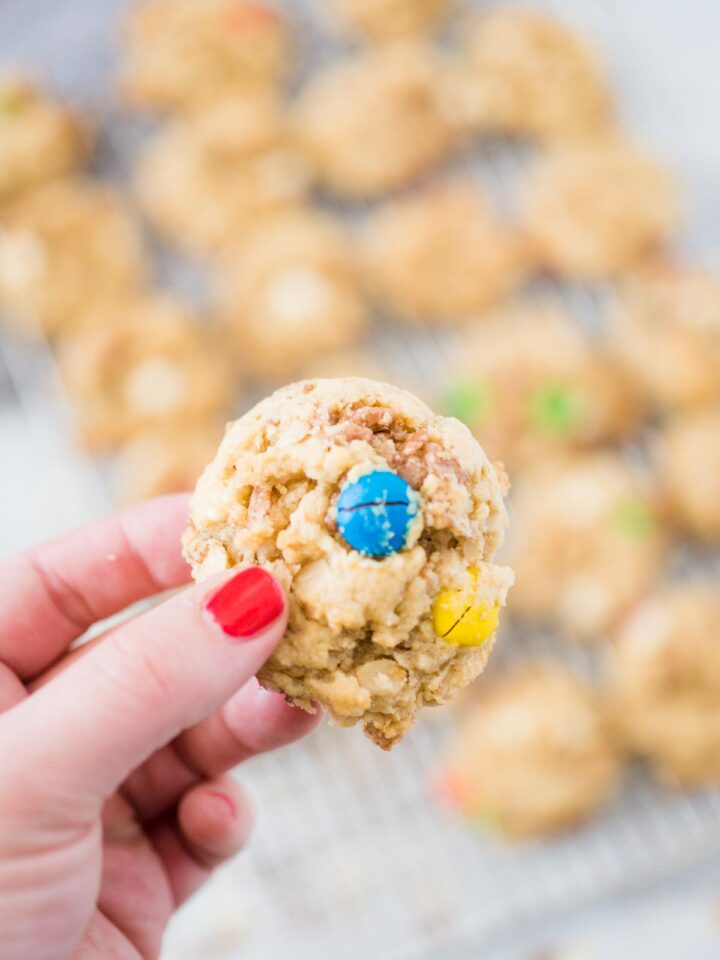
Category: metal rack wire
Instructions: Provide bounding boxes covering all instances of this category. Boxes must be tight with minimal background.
[1,1,720,958]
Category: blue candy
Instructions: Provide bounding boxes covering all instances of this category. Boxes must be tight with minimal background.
[336,469,421,558]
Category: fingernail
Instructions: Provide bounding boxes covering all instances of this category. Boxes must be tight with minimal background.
[207,790,237,819]
[205,568,285,639]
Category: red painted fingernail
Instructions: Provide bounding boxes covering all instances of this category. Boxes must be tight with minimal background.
[207,790,237,819]
[205,568,284,639]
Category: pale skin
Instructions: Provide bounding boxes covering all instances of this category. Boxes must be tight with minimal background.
[0,494,320,960]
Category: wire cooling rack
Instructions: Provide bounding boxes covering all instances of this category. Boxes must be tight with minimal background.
[2,1,720,958]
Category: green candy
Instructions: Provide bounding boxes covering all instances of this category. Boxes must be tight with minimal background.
[469,805,503,834]
[612,497,656,540]
[443,380,492,428]
[527,382,585,436]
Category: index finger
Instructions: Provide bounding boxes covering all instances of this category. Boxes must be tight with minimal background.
[0,494,192,680]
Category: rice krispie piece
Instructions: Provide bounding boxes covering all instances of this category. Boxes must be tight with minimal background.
[120,0,288,111]
[0,76,91,206]
[0,178,145,338]
[449,10,611,141]
[60,294,231,451]
[608,583,720,785]
[294,42,455,197]
[523,141,678,279]
[437,664,621,837]
[441,302,645,470]
[183,377,514,748]
[507,452,666,640]
[216,210,368,379]
[362,183,527,325]
[135,95,311,254]
[326,0,452,41]
[656,406,720,542]
[611,259,720,413]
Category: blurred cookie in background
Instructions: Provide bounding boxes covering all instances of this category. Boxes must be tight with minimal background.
[506,452,667,641]
[59,294,231,451]
[135,95,312,254]
[0,75,92,207]
[216,209,368,380]
[362,183,527,325]
[301,346,389,382]
[294,41,455,197]
[0,178,145,338]
[119,0,289,112]
[523,140,678,279]
[300,346,424,397]
[439,302,645,471]
[656,406,720,542]
[325,0,452,41]
[436,664,621,838]
[611,259,720,414]
[607,582,720,785]
[448,9,612,141]
[115,420,225,502]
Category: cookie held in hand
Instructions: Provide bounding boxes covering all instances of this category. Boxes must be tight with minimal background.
[183,378,513,748]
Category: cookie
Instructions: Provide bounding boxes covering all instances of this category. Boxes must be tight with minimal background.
[0,76,91,206]
[362,184,527,324]
[294,42,455,197]
[656,406,720,542]
[608,583,720,785]
[440,302,645,470]
[216,210,368,379]
[506,452,666,640]
[301,347,425,397]
[611,259,720,413]
[120,0,288,111]
[326,0,451,41]
[451,10,611,141]
[183,377,514,748]
[135,95,311,254]
[59,294,231,451]
[301,347,389,383]
[523,141,678,279]
[115,421,226,503]
[437,664,620,838]
[0,178,145,338]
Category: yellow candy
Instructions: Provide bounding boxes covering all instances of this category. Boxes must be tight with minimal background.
[432,567,499,647]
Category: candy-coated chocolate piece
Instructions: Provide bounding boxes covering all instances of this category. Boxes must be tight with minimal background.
[612,497,656,540]
[433,567,499,646]
[226,1,280,32]
[434,771,500,829]
[469,806,503,833]
[336,469,421,557]
[527,381,585,435]
[432,769,472,809]
[442,379,492,428]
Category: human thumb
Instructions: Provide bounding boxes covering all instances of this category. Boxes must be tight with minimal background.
[0,567,287,818]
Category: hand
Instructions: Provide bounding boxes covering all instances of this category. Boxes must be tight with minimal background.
[0,495,320,960]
